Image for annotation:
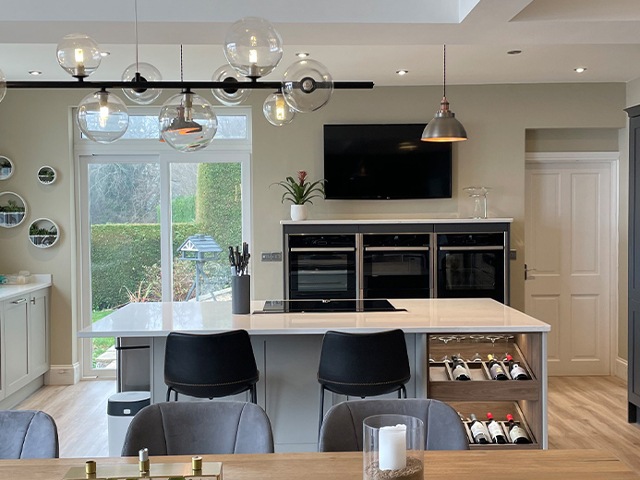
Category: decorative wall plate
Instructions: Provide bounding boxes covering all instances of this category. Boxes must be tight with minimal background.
[0,156,13,181]
[0,191,27,228]
[28,218,60,248]
[37,165,57,185]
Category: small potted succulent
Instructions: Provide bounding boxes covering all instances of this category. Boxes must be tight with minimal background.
[4,199,25,225]
[273,170,325,221]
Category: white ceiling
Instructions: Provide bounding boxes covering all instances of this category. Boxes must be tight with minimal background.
[1,0,640,86]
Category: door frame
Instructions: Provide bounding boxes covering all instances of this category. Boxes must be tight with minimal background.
[525,151,619,376]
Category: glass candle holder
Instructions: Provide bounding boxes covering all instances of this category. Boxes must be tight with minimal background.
[363,414,424,480]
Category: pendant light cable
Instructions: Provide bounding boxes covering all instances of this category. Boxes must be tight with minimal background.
[442,44,446,99]
[134,0,139,72]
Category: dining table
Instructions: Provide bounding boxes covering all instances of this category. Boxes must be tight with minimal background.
[0,449,637,480]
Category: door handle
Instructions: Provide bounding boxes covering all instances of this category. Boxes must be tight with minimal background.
[11,298,27,305]
[524,264,537,280]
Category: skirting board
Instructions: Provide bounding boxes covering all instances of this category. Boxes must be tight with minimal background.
[616,357,627,382]
[45,363,80,385]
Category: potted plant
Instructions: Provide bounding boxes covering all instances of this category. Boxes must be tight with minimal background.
[4,200,25,225]
[30,224,57,246]
[273,170,325,221]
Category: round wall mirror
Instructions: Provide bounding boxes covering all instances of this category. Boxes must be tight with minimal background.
[37,166,57,185]
[0,156,14,181]
[0,191,27,228]
[29,218,60,248]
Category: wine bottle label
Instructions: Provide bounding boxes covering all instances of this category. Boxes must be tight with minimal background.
[490,363,506,378]
[452,364,470,380]
[510,364,529,379]
[487,421,504,439]
[469,422,489,443]
[509,424,530,443]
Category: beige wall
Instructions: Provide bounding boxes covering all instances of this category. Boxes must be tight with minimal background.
[0,82,628,370]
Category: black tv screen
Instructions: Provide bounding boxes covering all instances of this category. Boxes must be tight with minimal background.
[323,124,452,200]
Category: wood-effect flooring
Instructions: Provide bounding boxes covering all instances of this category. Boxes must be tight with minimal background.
[14,376,640,474]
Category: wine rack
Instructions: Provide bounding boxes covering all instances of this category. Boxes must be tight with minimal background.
[426,332,544,450]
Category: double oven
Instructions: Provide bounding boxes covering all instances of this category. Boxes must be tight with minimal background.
[284,223,510,304]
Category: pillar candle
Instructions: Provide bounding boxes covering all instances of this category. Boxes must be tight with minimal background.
[378,424,406,470]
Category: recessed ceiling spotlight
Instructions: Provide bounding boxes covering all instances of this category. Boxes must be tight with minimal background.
[100,51,111,57]
[574,67,587,73]
[28,70,43,76]
[296,52,309,58]
[396,69,409,76]
[507,50,522,55]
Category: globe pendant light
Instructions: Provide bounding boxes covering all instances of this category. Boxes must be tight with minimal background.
[210,65,250,106]
[263,88,295,126]
[159,89,217,152]
[56,33,102,78]
[421,45,467,142]
[224,17,283,79]
[121,0,162,104]
[282,59,333,113]
[77,88,129,143]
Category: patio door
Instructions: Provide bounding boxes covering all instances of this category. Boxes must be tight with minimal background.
[76,152,250,379]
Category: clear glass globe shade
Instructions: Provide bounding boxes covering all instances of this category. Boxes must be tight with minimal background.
[0,69,6,103]
[223,17,283,79]
[210,65,251,106]
[263,91,295,126]
[77,90,129,144]
[282,59,333,113]
[121,62,163,105]
[56,33,102,78]
[159,91,218,153]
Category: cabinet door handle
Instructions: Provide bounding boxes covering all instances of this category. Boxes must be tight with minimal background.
[30,298,36,305]
[11,298,27,305]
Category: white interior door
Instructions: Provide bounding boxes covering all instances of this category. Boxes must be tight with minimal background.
[525,153,616,376]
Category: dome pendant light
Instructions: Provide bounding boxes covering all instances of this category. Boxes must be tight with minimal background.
[421,45,467,142]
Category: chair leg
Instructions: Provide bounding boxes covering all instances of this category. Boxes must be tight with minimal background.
[250,384,257,404]
[166,387,171,402]
[318,385,326,437]
[174,390,178,401]
[400,385,407,398]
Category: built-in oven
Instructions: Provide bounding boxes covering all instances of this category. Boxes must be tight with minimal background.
[286,234,357,299]
[436,232,508,304]
[361,233,431,299]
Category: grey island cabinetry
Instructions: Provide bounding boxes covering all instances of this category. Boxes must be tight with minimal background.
[79,297,549,452]
[0,275,51,408]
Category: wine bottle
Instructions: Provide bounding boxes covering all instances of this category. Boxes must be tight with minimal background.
[468,413,490,444]
[486,412,507,444]
[506,414,532,444]
[450,355,471,381]
[505,354,530,380]
[487,354,508,380]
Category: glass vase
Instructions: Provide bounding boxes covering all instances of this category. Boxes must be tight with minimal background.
[463,186,491,219]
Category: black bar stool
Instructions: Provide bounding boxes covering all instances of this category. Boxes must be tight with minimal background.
[317,329,411,432]
[164,330,259,403]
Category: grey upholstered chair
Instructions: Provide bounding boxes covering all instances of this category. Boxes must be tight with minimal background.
[0,410,59,459]
[121,401,274,456]
[318,399,469,451]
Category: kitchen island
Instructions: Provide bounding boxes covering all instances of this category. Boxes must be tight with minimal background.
[78,298,549,452]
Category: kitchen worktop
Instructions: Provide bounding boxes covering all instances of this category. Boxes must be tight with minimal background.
[0,274,51,301]
[77,298,549,338]
[280,218,513,225]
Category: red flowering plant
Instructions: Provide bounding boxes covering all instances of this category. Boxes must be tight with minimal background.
[273,170,325,205]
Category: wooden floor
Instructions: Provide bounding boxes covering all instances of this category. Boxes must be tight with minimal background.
[14,376,640,473]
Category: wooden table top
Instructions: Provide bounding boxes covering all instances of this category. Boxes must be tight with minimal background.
[0,450,636,480]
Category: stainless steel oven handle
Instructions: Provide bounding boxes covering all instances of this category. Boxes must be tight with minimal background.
[439,246,504,251]
[364,246,429,251]
[290,247,356,252]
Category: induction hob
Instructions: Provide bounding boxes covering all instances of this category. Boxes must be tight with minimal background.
[256,298,405,314]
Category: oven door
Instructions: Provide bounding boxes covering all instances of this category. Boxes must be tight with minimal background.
[363,247,430,298]
[436,246,505,302]
[288,247,356,299]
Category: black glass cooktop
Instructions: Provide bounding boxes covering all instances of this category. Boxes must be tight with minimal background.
[256,298,405,314]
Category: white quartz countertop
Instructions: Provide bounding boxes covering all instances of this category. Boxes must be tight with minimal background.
[280,218,513,225]
[0,274,52,301]
[78,298,549,338]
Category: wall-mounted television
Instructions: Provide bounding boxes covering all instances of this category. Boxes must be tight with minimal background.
[323,124,452,200]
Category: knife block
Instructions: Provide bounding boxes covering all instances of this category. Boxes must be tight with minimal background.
[232,274,250,314]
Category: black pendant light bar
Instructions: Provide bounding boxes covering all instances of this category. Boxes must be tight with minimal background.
[6,80,374,90]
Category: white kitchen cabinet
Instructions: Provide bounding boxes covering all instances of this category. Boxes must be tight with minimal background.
[1,286,50,399]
